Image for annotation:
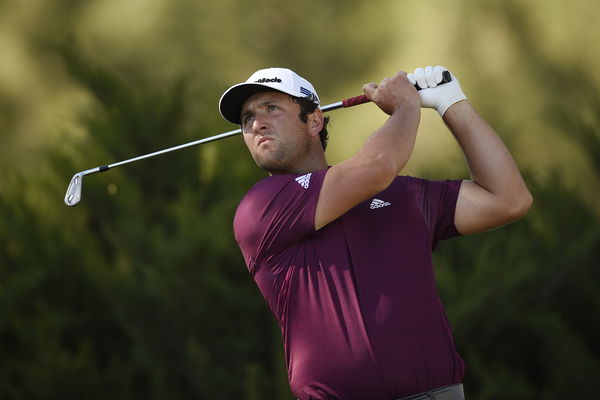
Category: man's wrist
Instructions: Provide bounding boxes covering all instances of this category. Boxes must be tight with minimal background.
[392,96,421,115]
[438,94,468,116]
[441,99,469,121]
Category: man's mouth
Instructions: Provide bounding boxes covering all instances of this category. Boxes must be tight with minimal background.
[257,136,272,147]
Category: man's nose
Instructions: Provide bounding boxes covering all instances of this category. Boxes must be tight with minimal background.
[251,114,268,133]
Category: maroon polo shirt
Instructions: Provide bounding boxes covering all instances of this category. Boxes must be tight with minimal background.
[234,168,464,400]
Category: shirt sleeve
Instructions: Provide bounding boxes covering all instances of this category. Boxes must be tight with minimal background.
[233,169,327,275]
[407,177,463,250]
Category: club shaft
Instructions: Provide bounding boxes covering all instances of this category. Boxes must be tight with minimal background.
[104,128,242,171]
[91,97,370,174]
[320,101,345,112]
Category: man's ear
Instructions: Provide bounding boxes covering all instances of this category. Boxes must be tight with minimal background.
[308,109,324,137]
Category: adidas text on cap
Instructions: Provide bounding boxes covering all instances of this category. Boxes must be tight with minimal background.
[219,68,320,125]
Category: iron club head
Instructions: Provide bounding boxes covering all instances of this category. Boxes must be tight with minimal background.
[64,172,84,206]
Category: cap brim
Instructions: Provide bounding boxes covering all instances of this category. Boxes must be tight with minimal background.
[219,83,287,125]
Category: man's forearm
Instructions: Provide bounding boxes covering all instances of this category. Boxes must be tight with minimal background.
[360,104,420,178]
[353,72,422,190]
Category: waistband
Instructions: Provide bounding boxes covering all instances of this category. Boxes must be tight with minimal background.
[396,383,464,400]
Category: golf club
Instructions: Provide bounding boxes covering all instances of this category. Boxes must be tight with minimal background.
[64,71,451,206]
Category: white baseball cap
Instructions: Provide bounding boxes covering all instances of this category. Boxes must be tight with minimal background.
[219,67,320,124]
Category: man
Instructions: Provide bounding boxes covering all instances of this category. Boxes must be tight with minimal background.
[218,66,532,400]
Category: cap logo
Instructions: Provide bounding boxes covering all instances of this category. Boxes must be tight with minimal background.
[255,77,282,83]
[300,86,318,103]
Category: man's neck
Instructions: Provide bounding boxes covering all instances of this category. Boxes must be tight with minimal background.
[268,155,328,176]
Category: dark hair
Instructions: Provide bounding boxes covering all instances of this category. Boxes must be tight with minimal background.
[292,97,330,151]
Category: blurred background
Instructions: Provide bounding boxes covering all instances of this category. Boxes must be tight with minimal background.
[1,0,598,398]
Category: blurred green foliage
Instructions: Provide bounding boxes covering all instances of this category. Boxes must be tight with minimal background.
[1,0,599,399]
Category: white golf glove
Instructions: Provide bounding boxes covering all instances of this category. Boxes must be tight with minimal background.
[407,66,467,116]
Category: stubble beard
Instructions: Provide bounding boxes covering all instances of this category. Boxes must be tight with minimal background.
[253,135,312,175]
[254,146,288,174]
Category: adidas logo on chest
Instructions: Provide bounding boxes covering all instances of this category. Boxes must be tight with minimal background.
[370,198,391,209]
[295,173,312,189]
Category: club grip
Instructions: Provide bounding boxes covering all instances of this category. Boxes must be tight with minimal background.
[435,70,452,86]
[342,94,370,108]
[341,70,453,109]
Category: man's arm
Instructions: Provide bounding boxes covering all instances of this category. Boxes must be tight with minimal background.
[444,101,533,235]
[314,72,421,231]
[408,65,532,235]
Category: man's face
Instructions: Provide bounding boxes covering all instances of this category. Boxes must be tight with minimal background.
[240,91,312,174]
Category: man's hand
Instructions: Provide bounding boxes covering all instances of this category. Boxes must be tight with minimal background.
[407,66,467,116]
[362,71,420,115]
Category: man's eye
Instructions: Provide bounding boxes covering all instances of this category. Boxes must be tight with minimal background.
[243,116,254,126]
[267,105,279,111]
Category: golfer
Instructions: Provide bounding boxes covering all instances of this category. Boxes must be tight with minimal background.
[219,66,532,400]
